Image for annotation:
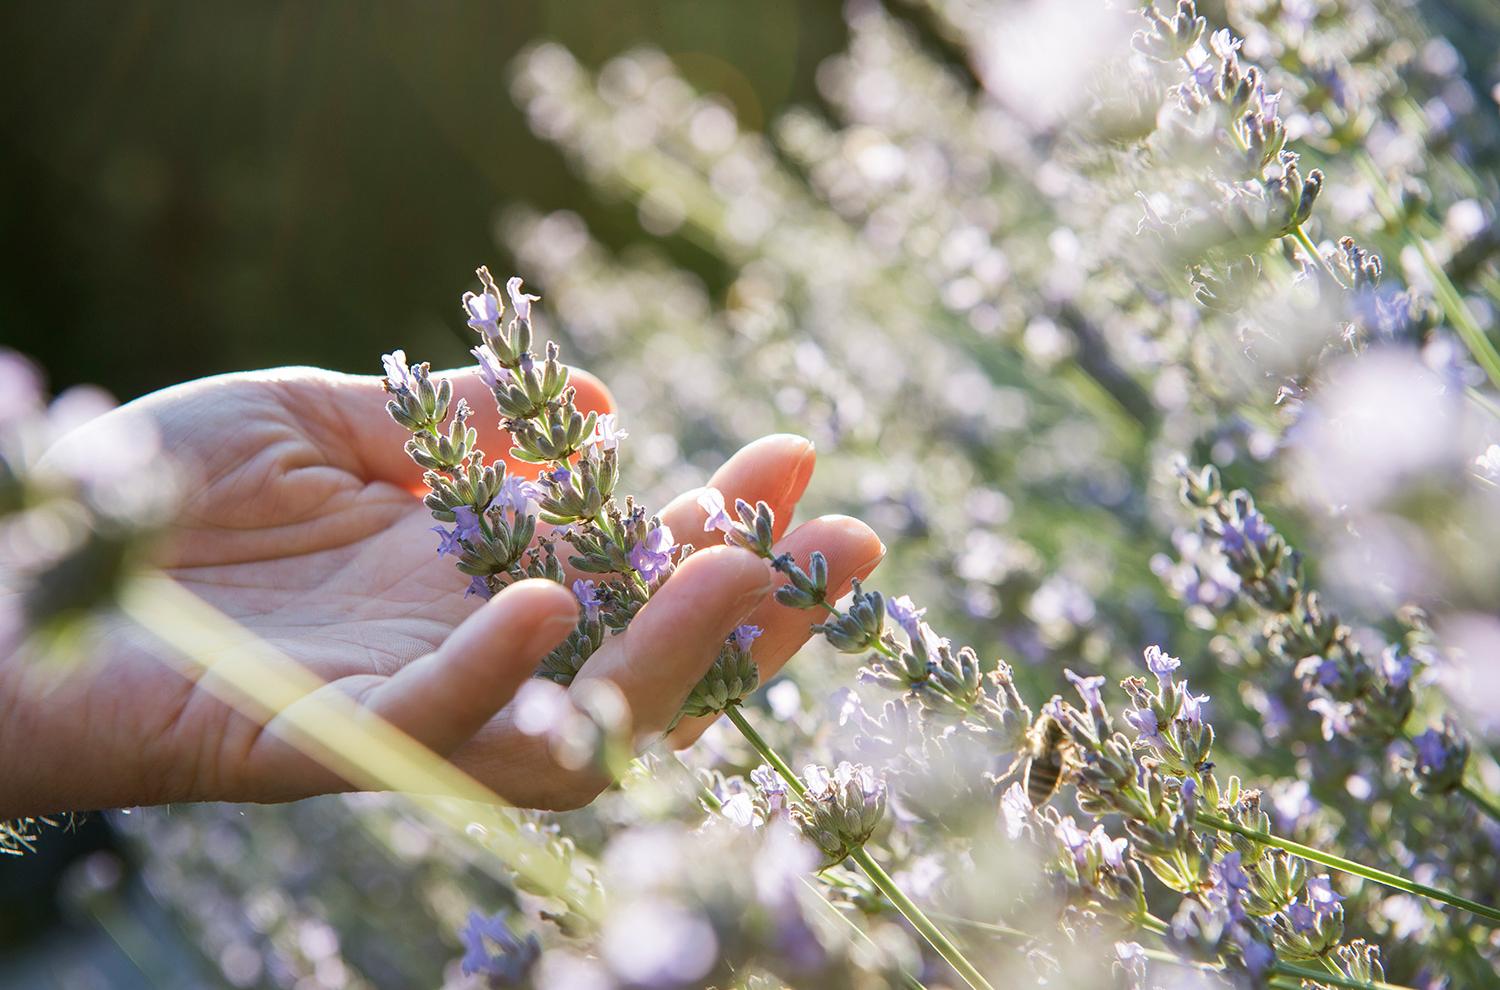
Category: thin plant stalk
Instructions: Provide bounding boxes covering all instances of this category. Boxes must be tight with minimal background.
[723,705,997,990]
[1197,811,1500,925]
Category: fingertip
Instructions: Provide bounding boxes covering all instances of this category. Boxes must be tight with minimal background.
[677,543,775,598]
[490,579,580,651]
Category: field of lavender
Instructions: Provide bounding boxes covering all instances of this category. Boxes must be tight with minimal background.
[5,1,1500,988]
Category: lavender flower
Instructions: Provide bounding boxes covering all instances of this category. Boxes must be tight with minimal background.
[432,524,463,557]
[628,523,675,584]
[1055,816,1090,867]
[472,344,509,390]
[381,349,418,395]
[885,595,926,643]
[1144,645,1180,681]
[1090,824,1128,871]
[1307,697,1353,741]
[452,505,484,543]
[1115,941,1148,983]
[463,290,501,336]
[790,763,887,867]
[466,576,494,600]
[1179,684,1209,729]
[458,910,540,986]
[1001,782,1033,840]
[587,413,628,452]
[698,487,735,534]
[1306,876,1343,914]
[1064,668,1106,710]
[496,474,539,515]
[506,276,540,325]
[574,578,602,619]
[733,624,762,652]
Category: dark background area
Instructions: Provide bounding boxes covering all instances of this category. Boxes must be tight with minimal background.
[0,2,846,401]
[0,2,847,975]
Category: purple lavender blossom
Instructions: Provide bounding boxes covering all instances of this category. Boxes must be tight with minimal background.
[1240,935,1276,979]
[381,350,418,395]
[697,488,735,534]
[628,523,675,583]
[587,413,629,452]
[1064,668,1106,710]
[1090,825,1128,870]
[1307,876,1343,914]
[1180,778,1199,817]
[1001,782,1032,840]
[458,910,541,985]
[751,764,789,818]
[432,524,463,557]
[574,578,602,619]
[1380,646,1417,691]
[1213,851,1251,920]
[1125,707,1165,749]
[1308,697,1353,740]
[733,624,763,652]
[453,505,484,543]
[1220,509,1271,555]
[466,576,493,600]
[1115,941,1148,982]
[1412,728,1453,774]
[463,291,501,336]
[886,595,927,643]
[472,344,509,390]
[1055,816,1090,867]
[496,475,539,515]
[1180,684,1209,729]
[549,465,572,485]
[1144,644,1180,681]
[506,276,540,324]
[1313,657,1344,689]
[1288,902,1318,933]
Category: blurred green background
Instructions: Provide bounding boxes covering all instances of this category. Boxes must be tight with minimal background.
[0,2,846,399]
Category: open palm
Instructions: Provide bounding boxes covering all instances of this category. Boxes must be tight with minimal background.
[3,366,883,817]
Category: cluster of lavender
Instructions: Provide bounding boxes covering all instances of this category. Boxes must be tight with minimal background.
[381,269,771,726]
[98,0,1500,985]
[385,276,1500,989]
[1171,462,1472,794]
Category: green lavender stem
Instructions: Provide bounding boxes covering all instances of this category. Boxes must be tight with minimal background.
[1458,780,1500,825]
[1355,151,1500,393]
[1197,811,1500,925]
[722,705,996,990]
[1291,224,1349,288]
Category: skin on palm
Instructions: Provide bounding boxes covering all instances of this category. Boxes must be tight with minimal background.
[0,366,883,816]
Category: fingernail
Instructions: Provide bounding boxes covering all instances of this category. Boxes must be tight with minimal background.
[779,438,817,506]
[853,542,887,579]
[528,611,579,655]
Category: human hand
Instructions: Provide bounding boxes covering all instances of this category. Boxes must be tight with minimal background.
[0,366,883,816]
